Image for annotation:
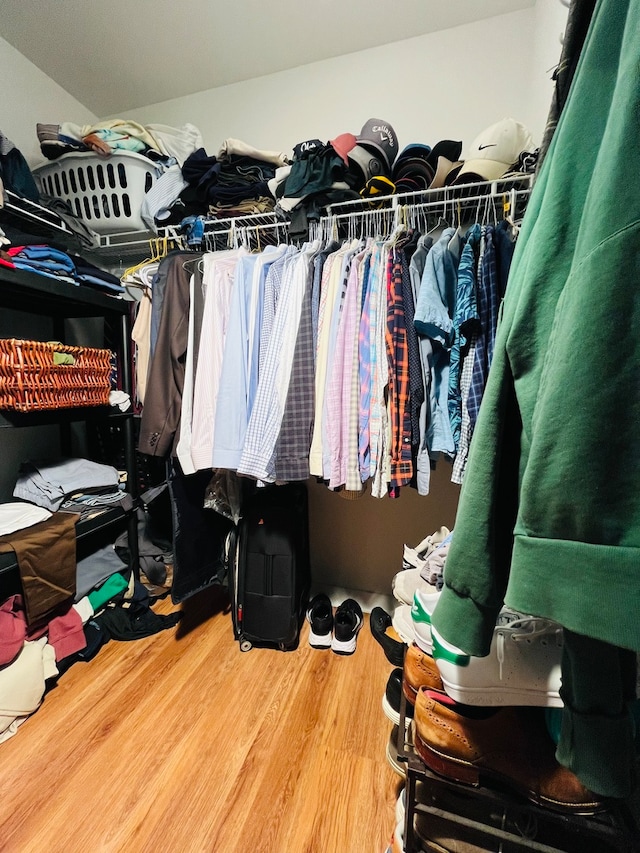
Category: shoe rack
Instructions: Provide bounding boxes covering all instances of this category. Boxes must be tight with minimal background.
[395,692,640,853]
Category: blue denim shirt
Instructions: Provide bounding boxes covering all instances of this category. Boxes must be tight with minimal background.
[414,227,462,458]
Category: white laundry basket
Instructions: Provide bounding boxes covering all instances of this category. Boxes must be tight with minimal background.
[33,151,159,234]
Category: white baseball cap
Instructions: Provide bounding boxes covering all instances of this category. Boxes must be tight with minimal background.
[452,118,535,184]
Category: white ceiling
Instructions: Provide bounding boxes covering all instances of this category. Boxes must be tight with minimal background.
[1,0,535,117]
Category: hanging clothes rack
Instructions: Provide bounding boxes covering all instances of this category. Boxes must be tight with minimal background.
[167,175,533,249]
[93,174,534,259]
[324,175,533,231]
[158,210,290,252]
[313,205,399,242]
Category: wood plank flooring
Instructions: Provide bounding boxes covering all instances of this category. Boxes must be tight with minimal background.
[0,588,402,853]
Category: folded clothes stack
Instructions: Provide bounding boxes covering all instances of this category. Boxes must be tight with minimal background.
[14,458,122,512]
[0,244,124,294]
[0,244,76,282]
[148,137,290,229]
[182,150,275,209]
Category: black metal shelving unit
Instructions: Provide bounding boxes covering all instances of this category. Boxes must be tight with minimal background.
[395,691,640,852]
[0,264,139,596]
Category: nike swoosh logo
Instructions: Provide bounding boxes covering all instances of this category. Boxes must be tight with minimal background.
[478,143,497,150]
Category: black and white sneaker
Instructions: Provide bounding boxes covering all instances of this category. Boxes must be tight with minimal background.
[331,598,363,655]
[382,668,414,728]
[306,593,333,649]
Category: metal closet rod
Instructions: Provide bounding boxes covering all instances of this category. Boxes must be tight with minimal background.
[400,186,531,216]
[157,212,288,247]
[203,210,284,233]
[320,206,397,226]
[229,219,289,235]
[324,175,533,215]
[154,176,534,248]
[321,187,531,230]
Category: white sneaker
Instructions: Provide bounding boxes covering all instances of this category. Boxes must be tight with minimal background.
[385,725,405,778]
[401,525,450,569]
[431,611,564,708]
[416,537,451,585]
[330,598,363,655]
[393,536,451,604]
[391,602,415,645]
[395,788,405,826]
[409,585,441,654]
[393,571,444,608]
[391,819,405,853]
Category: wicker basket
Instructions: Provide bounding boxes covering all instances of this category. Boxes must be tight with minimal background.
[0,338,113,412]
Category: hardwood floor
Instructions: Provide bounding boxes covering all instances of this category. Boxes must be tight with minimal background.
[0,588,402,853]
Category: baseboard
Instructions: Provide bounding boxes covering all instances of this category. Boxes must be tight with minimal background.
[310,584,395,615]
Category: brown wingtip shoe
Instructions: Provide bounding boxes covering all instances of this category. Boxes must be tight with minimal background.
[402,642,445,706]
[413,688,604,815]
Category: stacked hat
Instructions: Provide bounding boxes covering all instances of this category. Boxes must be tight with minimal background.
[292,138,325,161]
[427,139,464,188]
[356,118,399,175]
[451,118,535,185]
[330,132,358,166]
[360,175,396,206]
[347,146,387,189]
[392,139,463,192]
[392,143,433,192]
[331,120,399,190]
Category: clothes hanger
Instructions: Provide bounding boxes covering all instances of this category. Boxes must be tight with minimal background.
[447,218,464,261]
[425,213,450,237]
[456,200,463,229]
[502,191,522,237]
[472,194,484,225]
[347,213,355,243]
[158,234,170,259]
[481,193,499,226]
[276,221,288,246]
[182,254,203,274]
[387,205,408,250]
[415,206,433,238]
[121,237,161,282]
[375,209,385,240]
[203,231,214,252]
[253,225,262,254]
[355,210,369,242]
[405,204,421,233]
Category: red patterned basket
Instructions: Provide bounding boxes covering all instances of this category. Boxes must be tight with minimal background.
[0,338,113,412]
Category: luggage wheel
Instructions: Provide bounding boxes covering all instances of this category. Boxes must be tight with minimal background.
[240,640,253,652]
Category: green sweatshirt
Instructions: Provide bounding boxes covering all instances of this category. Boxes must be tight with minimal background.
[433,0,640,657]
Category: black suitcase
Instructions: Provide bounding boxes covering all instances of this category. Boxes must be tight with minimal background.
[229,482,311,652]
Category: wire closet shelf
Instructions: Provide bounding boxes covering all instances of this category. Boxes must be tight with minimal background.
[96,174,533,257]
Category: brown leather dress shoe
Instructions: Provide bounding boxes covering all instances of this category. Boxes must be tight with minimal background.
[402,642,445,705]
[413,688,603,814]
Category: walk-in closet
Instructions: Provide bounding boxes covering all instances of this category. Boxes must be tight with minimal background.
[0,1,638,851]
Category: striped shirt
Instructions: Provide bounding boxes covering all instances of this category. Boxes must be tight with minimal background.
[238,243,317,483]
[327,247,364,488]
